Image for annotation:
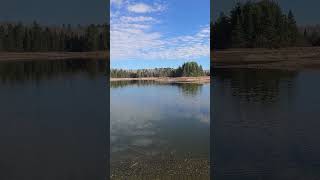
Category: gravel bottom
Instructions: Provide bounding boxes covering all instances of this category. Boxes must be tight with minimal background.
[111,157,209,180]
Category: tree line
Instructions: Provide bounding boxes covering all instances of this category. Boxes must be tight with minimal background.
[302,25,320,46]
[0,22,109,52]
[110,62,208,78]
[211,0,319,49]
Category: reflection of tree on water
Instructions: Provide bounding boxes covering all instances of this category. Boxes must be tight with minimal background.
[177,83,203,96]
[213,69,297,104]
[111,81,203,96]
[0,59,106,83]
[110,80,158,88]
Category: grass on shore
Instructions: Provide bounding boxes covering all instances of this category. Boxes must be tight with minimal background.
[110,76,210,84]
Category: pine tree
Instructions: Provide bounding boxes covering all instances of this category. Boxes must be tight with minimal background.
[0,25,4,51]
[231,16,245,48]
[14,23,25,51]
[304,29,308,38]
[214,12,231,49]
[213,0,302,48]
[85,25,99,51]
[288,10,298,45]
[244,5,255,47]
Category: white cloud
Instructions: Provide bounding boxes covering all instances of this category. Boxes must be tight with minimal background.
[127,3,165,13]
[120,16,157,23]
[111,0,124,6]
[111,0,209,61]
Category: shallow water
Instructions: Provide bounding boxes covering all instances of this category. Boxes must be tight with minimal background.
[0,59,108,180]
[110,81,210,177]
[212,68,320,180]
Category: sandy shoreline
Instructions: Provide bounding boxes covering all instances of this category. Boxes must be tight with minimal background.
[0,51,109,61]
[212,47,320,70]
[110,76,210,84]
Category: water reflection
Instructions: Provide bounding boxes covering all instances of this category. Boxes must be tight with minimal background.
[178,83,203,96]
[110,81,209,177]
[212,68,320,180]
[110,80,158,88]
[111,81,203,96]
[0,59,107,83]
[213,69,297,104]
[0,59,108,180]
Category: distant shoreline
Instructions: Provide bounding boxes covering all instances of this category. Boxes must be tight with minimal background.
[212,47,320,71]
[110,76,210,84]
[0,51,109,61]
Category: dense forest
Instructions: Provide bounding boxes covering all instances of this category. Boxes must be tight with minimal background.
[110,62,208,78]
[0,22,109,52]
[211,0,320,49]
[302,25,320,46]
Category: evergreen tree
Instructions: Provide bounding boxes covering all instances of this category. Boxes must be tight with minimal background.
[213,12,231,49]
[0,22,109,52]
[85,24,99,51]
[14,23,24,51]
[304,29,308,38]
[287,10,298,45]
[0,26,4,51]
[243,2,255,47]
[213,0,305,49]
[6,24,15,51]
[231,16,245,48]
[110,62,206,78]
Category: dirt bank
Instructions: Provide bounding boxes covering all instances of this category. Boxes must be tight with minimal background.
[212,47,320,70]
[0,51,109,61]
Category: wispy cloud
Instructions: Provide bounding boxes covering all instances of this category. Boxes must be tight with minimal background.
[127,2,165,13]
[119,16,159,24]
[111,0,124,6]
[111,0,209,61]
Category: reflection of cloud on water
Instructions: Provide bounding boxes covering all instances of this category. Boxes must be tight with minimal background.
[197,113,210,124]
[110,84,209,159]
[132,138,153,147]
[175,109,209,124]
[110,93,161,155]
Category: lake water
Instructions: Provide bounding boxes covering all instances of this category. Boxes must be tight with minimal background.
[0,59,109,180]
[212,68,320,180]
[6,60,319,179]
[110,81,210,178]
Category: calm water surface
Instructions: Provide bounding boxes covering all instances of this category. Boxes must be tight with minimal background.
[110,81,210,165]
[212,69,320,180]
[0,59,108,180]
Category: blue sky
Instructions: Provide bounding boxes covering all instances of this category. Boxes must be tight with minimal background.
[110,0,210,70]
[0,0,108,25]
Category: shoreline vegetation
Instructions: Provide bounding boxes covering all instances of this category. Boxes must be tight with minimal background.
[212,0,312,50]
[110,76,210,84]
[110,62,210,83]
[0,22,109,52]
[0,22,109,61]
[211,0,320,71]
